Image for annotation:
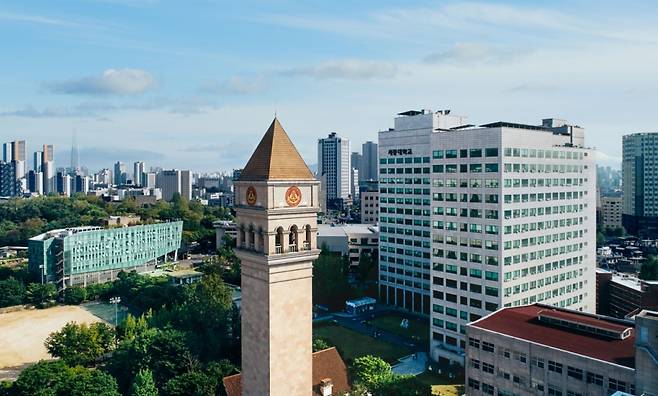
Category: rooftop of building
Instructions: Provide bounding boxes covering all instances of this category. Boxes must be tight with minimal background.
[596,268,658,290]
[239,118,315,182]
[29,221,182,242]
[222,347,349,396]
[317,223,379,238]
[469,304,636,369]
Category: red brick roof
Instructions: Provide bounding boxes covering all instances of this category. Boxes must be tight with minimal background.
[470,304,636,368]
[223,347,350,396]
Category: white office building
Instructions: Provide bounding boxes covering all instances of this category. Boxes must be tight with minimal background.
[378,110,597,365]
[133,161,146,186]
[318,132,351,207]
[157,169,192,201]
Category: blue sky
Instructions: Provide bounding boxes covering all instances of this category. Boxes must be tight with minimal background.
[1,0,657,172]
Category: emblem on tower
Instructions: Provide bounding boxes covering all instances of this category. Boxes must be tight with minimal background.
[285,186,302,207]
[246,186,257,206]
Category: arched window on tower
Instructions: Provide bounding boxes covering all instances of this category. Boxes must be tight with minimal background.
[248,224,255,250]
[289,225,298,252]
[275,227,284,254]
[257,227,264,253]
[238,225,246,249]
[304,225,312,250]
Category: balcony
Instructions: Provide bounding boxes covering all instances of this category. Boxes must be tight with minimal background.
[289,244,298,253]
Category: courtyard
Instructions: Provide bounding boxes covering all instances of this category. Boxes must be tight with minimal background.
[0,304,110,380]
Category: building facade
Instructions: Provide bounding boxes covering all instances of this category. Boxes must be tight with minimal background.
[361,141,378,181]
[0,161,21,197]
[596,269,658,319]
[360,185,379,224]
[377,110,596,362]
[234,118,321,395]
[466,304,637,396]
[114,161,127,185]
[601,196,623,230]
[317,224,379,269]
[622,132,658,237]
[318,132,351,208]
[28,221,183,290]
[133,161,146,186]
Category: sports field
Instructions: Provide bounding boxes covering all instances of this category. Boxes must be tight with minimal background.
[0,305,104,380]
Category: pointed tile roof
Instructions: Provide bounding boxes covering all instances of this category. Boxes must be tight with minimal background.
[239,118,315,181]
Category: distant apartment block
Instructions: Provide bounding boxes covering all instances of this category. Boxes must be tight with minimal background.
[157,169,192,201]
[360,185,379,224]
[601,196,623,230]
[623,132,658,237]
[318,132,351,208]
[465,304,647,396]
[28,221,183,290]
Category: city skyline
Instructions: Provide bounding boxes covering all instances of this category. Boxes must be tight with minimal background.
[2,1,658,171]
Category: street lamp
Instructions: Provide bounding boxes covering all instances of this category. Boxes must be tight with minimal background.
[109,296,121,327]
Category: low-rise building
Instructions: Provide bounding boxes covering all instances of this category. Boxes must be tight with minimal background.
[214,220,237,248]
[466,304,639,396]
[166,269,204,286]
[104,215,141,227]
[596,269,658,318]
[317,224,378,268]
[28,221,183,290]
[360,188,379,224]
[601,196,623,230]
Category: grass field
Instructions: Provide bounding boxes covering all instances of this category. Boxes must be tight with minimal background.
[0,305,104,380]
[314,323,411,364]
[370,314,429,343]
[412,372,464,395]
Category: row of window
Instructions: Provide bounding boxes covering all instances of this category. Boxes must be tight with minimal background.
[380,187,430,194]
[432,164,498,173]
[433,178,499,188]
[381,167,430,174]
[503,257,581,281]
[380,226,430,237]
[503,177,584,187]
[380,156,430,164]
[503,147,585,160]
[432,235,499,250]
[432,148,499,159]
[379,177,430,185]
[503,163,584,174]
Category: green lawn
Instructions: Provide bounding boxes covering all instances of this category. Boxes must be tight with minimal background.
[412,372,464,396]
[314,324,411,364]
[369,314,429,344]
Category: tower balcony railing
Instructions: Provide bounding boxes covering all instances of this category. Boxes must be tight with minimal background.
[275,245,283,254]
[289,244,298,253]
[302,241,311,251]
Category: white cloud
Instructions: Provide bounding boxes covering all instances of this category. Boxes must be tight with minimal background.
[424,43,530,65]
[281,59,397,80]
[45,69,157,95]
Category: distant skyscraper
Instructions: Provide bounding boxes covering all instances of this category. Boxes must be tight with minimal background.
[70,130,80,173]
[114,161,127,185]
[33,151,43,172]
[351,152,362,182]
[2,143,11,162]
[157,169,191,201]
[133,161,146,186]
[318,132,351,207]
[180,170,192,200]
[361,141,378,181]
[0,161,21,197]
[42,144,54,194]
[622,132,658,237]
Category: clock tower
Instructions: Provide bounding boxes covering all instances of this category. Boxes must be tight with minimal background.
[234,118,320,396]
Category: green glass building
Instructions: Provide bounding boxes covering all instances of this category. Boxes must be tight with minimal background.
[29,221,183,289]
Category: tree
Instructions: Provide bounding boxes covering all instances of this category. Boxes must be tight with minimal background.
[63,286,87,305]
[66,367,121,396]
[357,251,378,283]
[13,360,71,396]
[203,360,237,396]
[312,337,331,352]
[13,360,120,396]
[640,255,658,281]
[117,313,150,341]
[45,322,115,366]
[161,371,215,396]
[147,329,193,386]
[26,283,57,308]
[129,369,159,396]
[313,252,357,310]
[0,277,26,307]
[350,356,426,396]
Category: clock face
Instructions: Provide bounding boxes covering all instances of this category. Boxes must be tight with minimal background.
[285,186,302,207]
[246,186,257,206]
